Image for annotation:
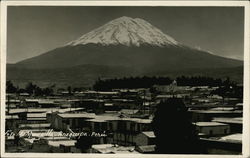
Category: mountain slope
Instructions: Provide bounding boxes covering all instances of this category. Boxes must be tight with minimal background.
[16,44,242,70]
[7,64,138,88]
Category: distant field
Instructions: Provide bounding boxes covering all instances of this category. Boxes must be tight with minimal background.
[6,64,243,89]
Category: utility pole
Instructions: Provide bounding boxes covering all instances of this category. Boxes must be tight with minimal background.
[7,94,10,114]
[171,80,177,98]
[143,89,146,114]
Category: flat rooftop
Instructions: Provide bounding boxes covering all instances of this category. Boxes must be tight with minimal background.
[120,109,139,115]
[136,145,156,153]
[142,131,155,138]
[48,140,76,147]
[7,107,84,114]
[27,113,47,118]
[43,136,70,141]
[58,113,96,119]
[6,115,19,119]
[195,122,228,127]
[58,113,152,123]
[92,144,140,154]
[212,117,242,124]
[48,108,85,114]
[19,123,51,129]
[190,110,242,114]
[86,118,108,123]
[8,108,60,114]
[220,133,242,143]
[209,107,235,111]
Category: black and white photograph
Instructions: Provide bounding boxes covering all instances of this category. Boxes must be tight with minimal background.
[1,1,249,157]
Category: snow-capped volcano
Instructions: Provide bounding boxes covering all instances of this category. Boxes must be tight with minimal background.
[67,16,178,47]
[12,15,242,87]
[15,16,242,74]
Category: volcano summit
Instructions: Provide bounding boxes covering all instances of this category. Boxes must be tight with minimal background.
[67,16,178,47]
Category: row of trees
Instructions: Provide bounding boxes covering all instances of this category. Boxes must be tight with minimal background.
[6,81,54,96]
[176,76,227,86]
[93,76,173,91]
[6,81,88,96]
[93,76,238,91]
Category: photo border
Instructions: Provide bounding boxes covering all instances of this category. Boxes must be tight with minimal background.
[1,1,249,158]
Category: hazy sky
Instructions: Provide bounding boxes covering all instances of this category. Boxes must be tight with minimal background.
[7,6,244,63]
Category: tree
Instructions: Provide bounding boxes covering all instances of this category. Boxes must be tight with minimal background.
[25,82,37,95]
[6,80,17,93]
[34,87,43,96]
[75,135,94,153]
[152,98,206,154]
[67,86,72,95]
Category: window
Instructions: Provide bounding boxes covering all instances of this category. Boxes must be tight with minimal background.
[118,121,126,132]
[130,123,135,131]
[224,129,228,134]
[109,122,113,131]
[137,124,141,132]
[95,122,100,131]
[209,130,213,135]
